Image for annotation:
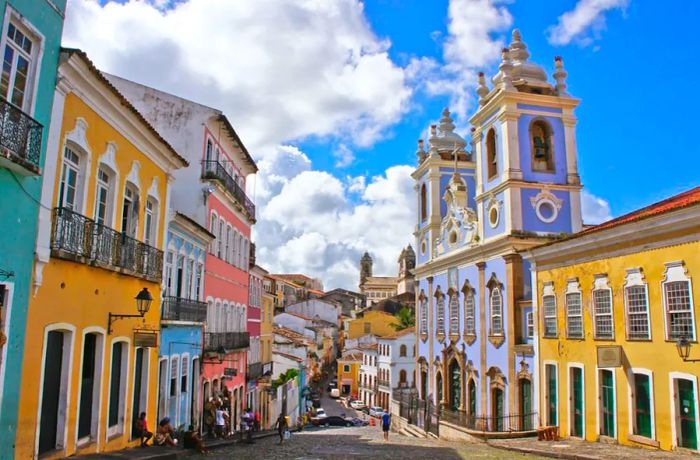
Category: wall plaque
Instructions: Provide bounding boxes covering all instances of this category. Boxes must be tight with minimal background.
[597,345,622,368]
[134,330,158,348]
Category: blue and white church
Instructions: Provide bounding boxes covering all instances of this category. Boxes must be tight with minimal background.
[413,29,583,432]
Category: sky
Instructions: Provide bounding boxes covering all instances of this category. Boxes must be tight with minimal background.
[64,0,700,290]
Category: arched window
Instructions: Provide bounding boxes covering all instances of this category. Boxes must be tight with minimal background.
[490,287,503,335]
[121,182,140,237]
[399,344,407,357]
[463,283,476,336]
[226,225,232,263]
[530,120,554,171]
[218,218,225,259]
[205,139,213,163]
[420,183,427,222]
[419,292,428,335]
[94,165,116,226]
[449,292,459,336]
[399,369,407,384]
[486,128,497,179]
[435,287,445,336]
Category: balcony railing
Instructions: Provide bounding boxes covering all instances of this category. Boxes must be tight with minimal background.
[161,296,207,322]
[377,379,391,389]
[247,362,263,380]
[51,207,163,281]
[204,331,250,352]
[0,97,43,174]
[201,160,255,219]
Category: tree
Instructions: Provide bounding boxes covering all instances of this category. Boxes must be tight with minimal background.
[391,305,415,331]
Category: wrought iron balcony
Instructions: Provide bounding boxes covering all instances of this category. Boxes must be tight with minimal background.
[201,160,255,219]
[203,331,250,352]
[247,362,263,380]
[51,207,163,281]
[161,296,208,322]
[0,97,43,174]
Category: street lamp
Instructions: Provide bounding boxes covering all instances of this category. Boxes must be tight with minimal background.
[107,287,153,334]
[676,336,700,362]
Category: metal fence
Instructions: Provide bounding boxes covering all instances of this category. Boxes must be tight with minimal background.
[0,96,43,170]
[52,207,163,280]
[201,160,255,218]
[161,296,208,322]
[204,332,250,352]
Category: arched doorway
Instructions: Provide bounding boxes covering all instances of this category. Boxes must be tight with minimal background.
[448,360,461,411]
[468,378,476,420]
[491,387,504,431]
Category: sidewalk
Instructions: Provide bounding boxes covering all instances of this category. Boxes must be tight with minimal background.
[78,429,282,459]
[489,437,699,460]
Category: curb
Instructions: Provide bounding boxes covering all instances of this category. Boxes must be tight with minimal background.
[488,443,601,460]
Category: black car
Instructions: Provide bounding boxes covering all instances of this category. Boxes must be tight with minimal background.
[319,416,353,427]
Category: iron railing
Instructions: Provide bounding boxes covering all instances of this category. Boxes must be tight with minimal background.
[203,331,250,352]
[0,97,43,172]
[377,379,391,389]
[51,207,163,281]
[161,296,208,322]
[247,362,263,380]
[201,160,255,218]
[439,407,538,433]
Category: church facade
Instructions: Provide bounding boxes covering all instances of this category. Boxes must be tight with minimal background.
[413,29,583,431]
[359,247,415,305]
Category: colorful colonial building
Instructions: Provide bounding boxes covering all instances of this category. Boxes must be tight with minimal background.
[525,186,700,452]
[413,29,582,435]
[107,75,258,433]
[0,2,65,455]
[18,49,187,458]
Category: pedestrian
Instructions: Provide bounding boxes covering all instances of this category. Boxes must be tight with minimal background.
[183,425,208,454]
[215,405,227,439]
[275,413,288,445]
[133,412,153,447]
[254,409,261,431]
[381,409,391,441]
[154,417,178,447]
[243,408,255,444]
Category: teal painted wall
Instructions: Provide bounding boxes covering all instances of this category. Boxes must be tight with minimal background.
[0,0,65,457]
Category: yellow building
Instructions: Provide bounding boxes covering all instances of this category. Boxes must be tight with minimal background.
[526,186,700,452]
[347,310,396,339]
[337,351,362,398]
[16,49,187,458]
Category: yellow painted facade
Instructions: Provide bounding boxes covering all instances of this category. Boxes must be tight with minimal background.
[337,354,361,398]
[15,51,185,458]
[347,310,396,339]
[530,200,700,453]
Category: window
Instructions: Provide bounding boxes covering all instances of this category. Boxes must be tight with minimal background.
[566,293,583,338]
[164,252,174,296]
[185,259,194,299]
[420,184,427,222]
[486,128,497,179]
[363,322,371,333]
[121,184,139,237]
[632,372,652,438]
[526,311,534,338]
[59,147,80,210]
[593,278,614,339]
[343,364,350,372]
[464,286,475,336]
[399,344,407,357]
[449,293,459,336]
[542,294,557,337]
[108,342,128,434]
[144,198,157,245]
[226,226,232,263]
[490,287,503,335]
[545,363,557,426]
[530,119,554,171]
[624,269,650,339]
[170,357,178,397]
[436,291,445,335]
[1,19,38,111]
[181,355,188,393]
[663,262,694,340]
[205,139,213,163]
[94,167,112,226]
[218,219,224,258]
[209,214,216,254]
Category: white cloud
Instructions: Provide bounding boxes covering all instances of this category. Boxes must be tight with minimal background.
[581,190,613,224]
[333,144,355,168]
[64,0,413,152]
[547,0,628,46]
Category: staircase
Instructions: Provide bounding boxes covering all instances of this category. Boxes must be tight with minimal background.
[399,424,428,438]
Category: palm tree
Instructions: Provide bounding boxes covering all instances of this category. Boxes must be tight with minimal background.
[391,305,415,331]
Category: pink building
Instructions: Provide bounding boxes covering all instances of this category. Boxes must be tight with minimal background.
[108,76,257,432]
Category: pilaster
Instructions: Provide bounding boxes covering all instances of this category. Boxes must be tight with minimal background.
[504,253,521,415]
[427,275,434,403]
[477,261,487,413]
[499,112,523,180]
[562,114,580,185]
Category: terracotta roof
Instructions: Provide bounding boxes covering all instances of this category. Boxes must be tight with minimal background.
[339,351,363,362]
[358,343,378,350]
[60,48,188,168]
[273,351,303,363]
[273,326,306,339]
[535,185,700,249]
[308,289,325,295]
[379,326,415,339]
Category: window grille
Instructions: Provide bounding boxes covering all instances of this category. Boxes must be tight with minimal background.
[543,295,557,337]
[566,293,583,338]
[665,281,694,340]
[625,286,650,339]
[593,289,614,339]
[490,288,503,335]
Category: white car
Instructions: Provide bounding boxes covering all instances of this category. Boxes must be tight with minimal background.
[315,408,327,418]
[368,406,384,417]
[349,400,366,410]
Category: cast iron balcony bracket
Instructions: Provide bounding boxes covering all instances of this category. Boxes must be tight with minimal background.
[107,312,144,335]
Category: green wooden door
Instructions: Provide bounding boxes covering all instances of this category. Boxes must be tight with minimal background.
[678,379,697,449]
[601,370,615,437]
[520,379,532,430]
[547,365,557,426]
[469,379,476,416]
[634,374,652,438]
[450,361,461,411]
[436,373,443,405]
[572,367,583,437]
[493,388,504,431]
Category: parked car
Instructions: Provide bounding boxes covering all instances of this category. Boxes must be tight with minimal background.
[316,416,353,427]
[350,417,369,426]
[368,406,384,417]
[330,388,340,398]
[349,399,366,410]
[314,408,327,418]
[327,381,337,392]
[312,397,321,408]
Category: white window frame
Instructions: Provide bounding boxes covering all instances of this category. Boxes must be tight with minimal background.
[669,372,700,451]
[627,367,656,442]
[566,362,585,439]
[120,182,140,238]
[542,282,557,337]
[662,261,696,341]
[595,367,617,439]
[592,274,614,340]
[566,278,583,339]
[464,286,475,336]
[217,218,224,259]
[209,212,217,255]
[419,295,427,335]
[93,166,114,226]
[526,310,534,339]
[58,145,82,211]
[624,268,651,340]
[436,292,445,335]
[490,287,503,336]
[143,197,157,246]
[449,292,459,336]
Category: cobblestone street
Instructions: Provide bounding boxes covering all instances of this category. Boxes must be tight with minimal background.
[189,426,543,460]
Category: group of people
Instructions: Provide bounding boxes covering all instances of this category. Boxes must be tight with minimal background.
[133,413,208,453]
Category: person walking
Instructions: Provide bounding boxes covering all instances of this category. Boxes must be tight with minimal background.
[381,409,391,441]
[275,413,288,445]
[215,405,227,439]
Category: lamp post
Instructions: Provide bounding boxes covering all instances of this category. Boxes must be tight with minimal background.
[676,336,700,363]
[107,287,153,334]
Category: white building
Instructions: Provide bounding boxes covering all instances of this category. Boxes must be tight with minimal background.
[286,298,341,326]
[376,327,416,409]
[359,343,378,408]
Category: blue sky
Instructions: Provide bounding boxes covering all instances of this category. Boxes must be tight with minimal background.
[65,0,699,288]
